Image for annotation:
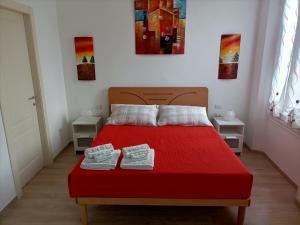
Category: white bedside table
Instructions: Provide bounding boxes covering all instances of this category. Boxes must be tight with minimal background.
[212,117,245,154]
[72,116,103,153]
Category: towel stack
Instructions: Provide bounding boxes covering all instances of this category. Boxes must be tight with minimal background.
[120,144,155,170]
[80,143,121,170]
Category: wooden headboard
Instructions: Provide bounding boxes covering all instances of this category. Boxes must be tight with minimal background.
[108,87,208,113]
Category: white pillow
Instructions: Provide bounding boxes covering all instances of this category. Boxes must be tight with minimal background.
[107,104,158,126]
[157,105,212,126]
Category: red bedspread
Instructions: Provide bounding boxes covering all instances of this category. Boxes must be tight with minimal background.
[69,125,253,199]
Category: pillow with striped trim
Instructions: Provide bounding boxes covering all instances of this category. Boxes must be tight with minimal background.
[158,105,212,126]
[107,104,158,126]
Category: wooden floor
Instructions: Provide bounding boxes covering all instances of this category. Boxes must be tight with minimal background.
[1,145,300,225]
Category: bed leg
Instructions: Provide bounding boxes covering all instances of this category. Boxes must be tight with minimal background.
[79,204,88,225]
[237,206,246,225]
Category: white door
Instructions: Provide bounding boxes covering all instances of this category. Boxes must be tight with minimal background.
[0,8,43,189]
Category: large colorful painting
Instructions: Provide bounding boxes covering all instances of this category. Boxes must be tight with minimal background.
[218,34,241,79]
[74,37,95,80]
[135,0,186,54]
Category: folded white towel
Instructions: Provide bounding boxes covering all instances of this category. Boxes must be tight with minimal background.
[127,150,149,161]
[85,143,114,159]
[121,149,155,170]
[94,149,113,163]
[122,144,150,158]
[81,150,121,170]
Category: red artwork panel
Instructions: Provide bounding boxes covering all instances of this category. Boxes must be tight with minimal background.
[218,34,241,79]
[135,0,186,54]
[74,37,95,80]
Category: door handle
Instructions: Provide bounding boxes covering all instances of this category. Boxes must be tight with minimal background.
[28,96,35,100]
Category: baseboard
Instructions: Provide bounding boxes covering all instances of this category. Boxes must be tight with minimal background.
[243,143,263,154]
[0,196,16,214]
[244,144,298,189]
[296,189,300,208]
[52,141,72,162]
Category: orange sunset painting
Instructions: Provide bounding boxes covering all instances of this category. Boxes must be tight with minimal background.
[218,34,241,79]
[74,37,95,80]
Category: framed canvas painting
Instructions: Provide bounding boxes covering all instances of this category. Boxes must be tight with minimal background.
[74,37,95,80]
[218,34,241,79]
[135,0,186,54]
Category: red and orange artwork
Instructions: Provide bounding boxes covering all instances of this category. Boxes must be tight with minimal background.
[218,34,241,79]
[74,37,95,80]
[135,0,186,54]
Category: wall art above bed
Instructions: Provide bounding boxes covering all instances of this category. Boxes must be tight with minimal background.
[74,37,96,80]
[134,0,186,54]
[218,34,241,79]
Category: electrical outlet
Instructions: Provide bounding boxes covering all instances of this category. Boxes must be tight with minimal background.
[90,105,102,117]
[99,104,104,117]
[215,113,222,117]
[214,104,222,110]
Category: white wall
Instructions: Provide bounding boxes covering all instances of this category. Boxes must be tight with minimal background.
[246,0,300,199]
[15,0,71,158]
[0,110,16,211]
[265,119,300,186]
[57,0,260,126]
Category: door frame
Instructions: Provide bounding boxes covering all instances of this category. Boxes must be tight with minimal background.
[0,0,53,198]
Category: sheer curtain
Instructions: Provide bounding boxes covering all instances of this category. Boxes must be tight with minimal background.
[269,0,300,129]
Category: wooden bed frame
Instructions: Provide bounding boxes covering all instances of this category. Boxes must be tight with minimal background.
[75,87,251,225]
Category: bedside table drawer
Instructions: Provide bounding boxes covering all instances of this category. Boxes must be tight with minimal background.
[223,137,239,148]
[213,117,245,154]
[74,133,96,138]
[72,116,103,152]
[219,126,244,135]
[77,137,94,148]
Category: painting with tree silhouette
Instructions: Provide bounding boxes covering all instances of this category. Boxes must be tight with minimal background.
[135,0,186,54]
[218,34,241,79]
[74,37,95,80]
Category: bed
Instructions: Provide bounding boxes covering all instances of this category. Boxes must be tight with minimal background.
[68,87,253,225]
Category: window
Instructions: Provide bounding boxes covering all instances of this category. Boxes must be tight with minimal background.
[269,0,300,129]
